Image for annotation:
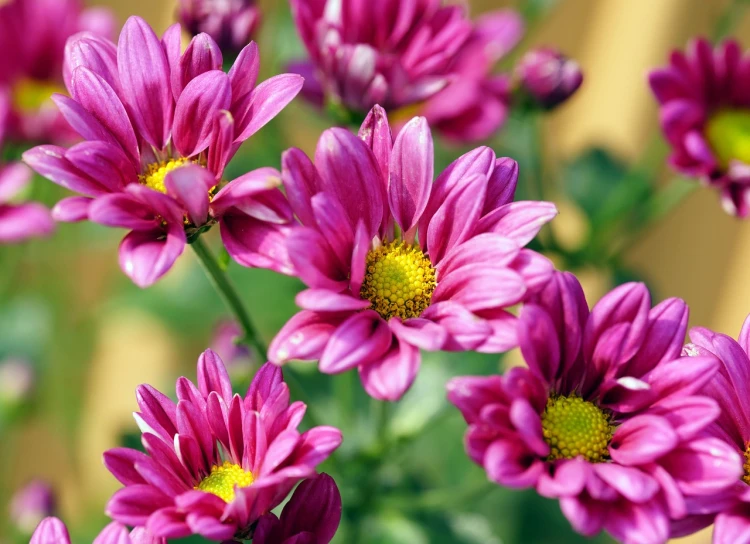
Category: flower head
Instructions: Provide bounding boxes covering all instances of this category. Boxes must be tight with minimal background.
[23,16,303,287]
[649,38,750,217]
[30,517,164,544]
[270,105,556,401]
[516,47,584,109]
[0,0,114,145]
[10,481,55,536]
[448,271,742,543]
[103,349,342,541]
[177,0,261,57]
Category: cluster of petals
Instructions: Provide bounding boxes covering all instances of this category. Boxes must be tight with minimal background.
[448,271,742,544]
[269,105,556,401]
[0,0,114,144]
[103,349,342,541]
[0,91,54,244]
[649,38,750,217]
[674,315,750,544]
[31,517,163,544]
[23,16,303,287]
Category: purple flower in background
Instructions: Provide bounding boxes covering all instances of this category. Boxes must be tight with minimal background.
[0,358,36,406]
[30,517,164,544]
[516,47,584,109]
[253,473,342,544]
[673,315,750,543]
[0,0,114,145]
[448,271,742,544]
[269,105,556,401]
[649,38,750,217]
[177,0,261,58]
[104,349,342,541]
[9,481,55,535]
[210,319,254,377]
[23,16,303,287]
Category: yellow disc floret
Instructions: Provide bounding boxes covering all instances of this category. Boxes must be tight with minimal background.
[139,158,196,194]
[743,443,750,485]
[706,109,750,168]
[541,394,614,462]
[195,461,254,503]
[360,241,437,320]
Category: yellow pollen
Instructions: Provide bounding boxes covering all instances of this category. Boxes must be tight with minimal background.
[360,240,437,320]
[195,461,254,503]
[706,109,750,168]
[139,158,199,194]
[541,394,614,463]
[12,78,65,112]
[742,443,750,486]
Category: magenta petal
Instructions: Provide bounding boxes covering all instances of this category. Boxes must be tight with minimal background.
[23,145,107,198]
[389,116,433,235]
[609,414,678,465]
[358,105,392,187]
[281,148,323,227]
[88,193,159,230]
[310,192,354,269]
[279,473,341,543]
[30,517,71,544]
[118,16,174,149]
[715,507,750,544]
[173,33,223,98]
[0,203,55,243]
[483,157,519,214]
[518,304,561,383]
[106,485,172,526]
[93,522,133,544]
[164,165,213,225]
[559,496,605,537]
[228,42,260,106]
[286,227,347,290]
[510,397,548,456]
[591,463,659,502]
[211,168,284,217]
[296,289,371,312]
[627,298,689,376]
[437,233,519,277]
[233,73,304,142]
[52,196,93,222]
[390,317,447,351]
[173,71,231,157]
[319,311,392,374]
[484,438,545,488]
[360,338,420,401]
[119,227,186,288]
[432,266,526,311]
[0,162,31,202]
[475,201,558,246]
[536,458,588,498]
[64,33,119,94]
[603,500,669,544]
[197,349,232,404]
[51,94,122,150]
[269,310,344,364]
[421,301,492,351]
[220,214,294,274]
[65,141,137,192]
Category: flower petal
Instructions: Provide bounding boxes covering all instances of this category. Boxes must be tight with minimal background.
[173,70,232,157]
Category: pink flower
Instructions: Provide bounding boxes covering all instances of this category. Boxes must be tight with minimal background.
[31,517,164,544]
[253,473,342,544]
[515,47,584,109]
[177,0,261,57]
[649,39,750,217]
[0,0,114,145]
[448,271,742,544]
[0,91,54,243]
[23,16,303,287]
[10,481,55,536]
[103,349,342,541]
[269,105,556,401]
[675,314,750,544]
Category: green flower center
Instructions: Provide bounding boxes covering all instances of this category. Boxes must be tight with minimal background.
[706,109,750,168]
[541,394,613,462]
[360,241,437,320]
[195,461,254,503]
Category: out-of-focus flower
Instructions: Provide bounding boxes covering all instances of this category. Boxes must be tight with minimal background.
[649,38,750,217]
[103,349,342,541]
[0,358,35,406]
[448,271,742,544]
[0,0,114,145]
[9,481,55,536]
[23,16,303,287]
[515,47,584,110]
[30,517,164,544]
[253,473,342,544]
[269,105,556,401]
[673,314,750,543]
[177,0,261,58]
[210,319,254,380]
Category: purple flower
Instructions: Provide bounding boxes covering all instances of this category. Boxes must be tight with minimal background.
[9,481,55,535]
[30,517,164,544]
[253,473,342,544]
[210,319,254,377]
[447,271,742,544]
[674,314,750,543]
[269,105,556,401]
[103,349,342,541]
[177,0,261,57]
[649,38,750,217]
[516,47,584,109]
[23,16,304,287]
[0,0,114,145]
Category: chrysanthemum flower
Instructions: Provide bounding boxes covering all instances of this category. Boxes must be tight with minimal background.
[448,271,742,544]
[103,349,342,541]
[0,0,114,145]
[649,38,750,217]
[675,314,750,543]
[253,473,342,544]
[269,106,556,401]
[23,16,303,287]
[31,517,164,544]
[10,481,55,536]
[177,0,261,58]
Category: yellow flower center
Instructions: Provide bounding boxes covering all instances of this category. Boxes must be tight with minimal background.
[195,461,254,503]
[12,78,65,112]
[541,394,614,462]
[360,241,437,320]
[139,158,199,194]
[742,443,750,485]
[706,109,750,168]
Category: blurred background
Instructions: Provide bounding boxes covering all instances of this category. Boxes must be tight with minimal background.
[2,0,749,542]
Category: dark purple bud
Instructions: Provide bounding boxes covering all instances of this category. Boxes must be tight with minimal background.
[176,0,261,57]
[516,47,583,109]
[10,481,56,535]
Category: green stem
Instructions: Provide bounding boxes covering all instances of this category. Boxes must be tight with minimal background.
[713,0,750,40]
[191,236,267,358]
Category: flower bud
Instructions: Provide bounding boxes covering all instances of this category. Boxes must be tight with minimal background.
[516,47,583,109]
[210,320,254,381]
[9,481,56,535]
[176,0,260,57]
